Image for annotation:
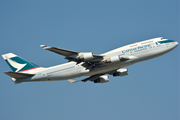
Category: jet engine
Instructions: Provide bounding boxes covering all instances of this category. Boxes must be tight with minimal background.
[103,56,121,63]
[113,68,128,77]
[94,75,109,83]
[78,52,93,60]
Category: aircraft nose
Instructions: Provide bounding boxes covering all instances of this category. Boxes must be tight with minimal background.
[171,41,178,50]
[174,41,178,48]
[176,41,178,46]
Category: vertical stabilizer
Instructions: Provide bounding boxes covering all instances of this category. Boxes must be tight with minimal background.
[2,53,40,73]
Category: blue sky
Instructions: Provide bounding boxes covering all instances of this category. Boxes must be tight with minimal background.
[0,1,179,120]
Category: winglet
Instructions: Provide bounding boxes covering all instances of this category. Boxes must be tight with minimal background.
[40,45,50,49]
[68,79,77,83]
[40,45,46,47]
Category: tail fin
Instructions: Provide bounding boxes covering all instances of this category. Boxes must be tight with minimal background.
[2,53,40,73]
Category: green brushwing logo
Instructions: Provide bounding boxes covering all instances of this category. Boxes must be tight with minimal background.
[5,56,39,72]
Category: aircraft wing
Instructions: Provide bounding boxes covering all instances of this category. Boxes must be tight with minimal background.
[68,74,104,83]
[68,68,128,83]
[40,45,104,64]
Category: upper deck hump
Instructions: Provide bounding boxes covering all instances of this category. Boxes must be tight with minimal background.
[102,37,164,56]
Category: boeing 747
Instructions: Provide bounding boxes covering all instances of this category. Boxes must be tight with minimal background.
[2,37,178,84]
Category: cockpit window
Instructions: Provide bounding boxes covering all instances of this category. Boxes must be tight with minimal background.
[158,40,175,44]
[161,37,164,40]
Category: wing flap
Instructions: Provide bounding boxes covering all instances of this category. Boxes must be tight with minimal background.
[5,71,35,79]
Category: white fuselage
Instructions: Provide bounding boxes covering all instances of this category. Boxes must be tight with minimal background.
[17,37,178,82]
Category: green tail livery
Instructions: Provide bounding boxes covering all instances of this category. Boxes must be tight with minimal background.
[2,53,39,73]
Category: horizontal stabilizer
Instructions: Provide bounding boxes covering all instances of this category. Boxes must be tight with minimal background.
[68,79,76,83]
[15,81,23,84]
[68,79,82,83]
[5,71,35,79]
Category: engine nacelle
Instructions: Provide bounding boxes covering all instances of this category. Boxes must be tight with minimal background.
[94,75,109,83]
[113,68,128,77]
[104,56,121,63]
[78,52,93,60]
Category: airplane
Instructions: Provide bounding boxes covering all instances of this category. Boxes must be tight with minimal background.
[2,37,178,84]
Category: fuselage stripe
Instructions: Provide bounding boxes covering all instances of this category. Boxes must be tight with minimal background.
[19,66,41,73]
